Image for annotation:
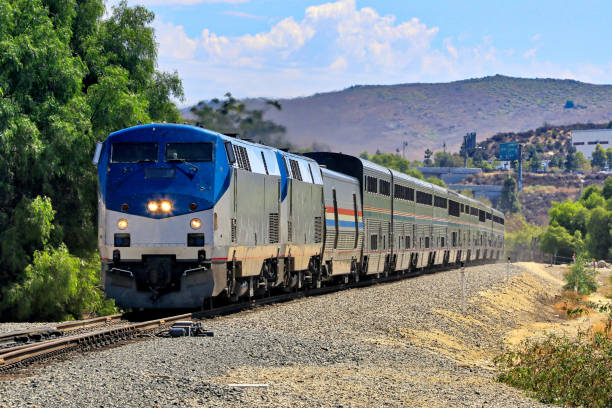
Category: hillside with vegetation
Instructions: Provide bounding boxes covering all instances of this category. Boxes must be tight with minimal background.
[236,75,612,157]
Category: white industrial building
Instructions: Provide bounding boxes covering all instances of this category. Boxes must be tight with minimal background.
[571,129,612,159]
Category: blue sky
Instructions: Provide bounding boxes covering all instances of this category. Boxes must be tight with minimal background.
[113,0,612,104]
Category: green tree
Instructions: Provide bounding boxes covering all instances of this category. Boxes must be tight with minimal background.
[582,192,605,210]
[528,155,542,172]
[574,151,591,173]
[433,151,463,167]
[585,207,612,260]
[548,153,564,170]
[0,0,182,320]
[504,215,543,261]
[190,93,288,148]
[591,144,607,169]
[498,176,521,214]
[423,148,433,166]
[607,147,612,169]
[426,176,446,187]
[563,255,598,295]
[602,177,612,200]
[540,223,579,259]
[359,151,426,180]
[2,246,116,321]
[565,146,579,172]
[548,200,588,236]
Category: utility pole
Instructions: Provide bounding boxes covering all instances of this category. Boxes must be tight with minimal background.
[402,141,408,159]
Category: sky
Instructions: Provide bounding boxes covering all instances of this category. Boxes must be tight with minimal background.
[109,0,612,105]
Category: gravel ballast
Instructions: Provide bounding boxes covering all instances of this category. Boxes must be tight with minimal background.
[0,262,563,407]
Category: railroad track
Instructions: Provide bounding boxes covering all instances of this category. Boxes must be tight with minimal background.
[0,262,484,373]
[0,314,125,350]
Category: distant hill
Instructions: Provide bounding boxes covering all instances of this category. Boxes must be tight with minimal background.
[216,75,612,158]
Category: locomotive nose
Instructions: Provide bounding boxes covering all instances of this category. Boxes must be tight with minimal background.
[145,256,173,290]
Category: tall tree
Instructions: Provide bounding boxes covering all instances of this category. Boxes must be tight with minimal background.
[565,146,579,172]
[591,144,607,169]
[423,149,433,166]
[190,93,288,148]
[0,0,183,319]
[498,176,521,214]
[585,207,612,259]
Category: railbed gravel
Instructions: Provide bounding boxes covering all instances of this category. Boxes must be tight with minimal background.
[0,263,551,407]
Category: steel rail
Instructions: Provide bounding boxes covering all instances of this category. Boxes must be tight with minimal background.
[0,314,125,353]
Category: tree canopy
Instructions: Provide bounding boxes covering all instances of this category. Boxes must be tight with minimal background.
[498,176,521,214]
[0,0,183,320]
[189,93,290,148]
[538,182,612,261]
[591,144,607,169]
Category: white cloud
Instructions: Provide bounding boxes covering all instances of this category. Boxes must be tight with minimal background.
[523,48,537,58]
[531,33,541,41]
[444,38,458,59]
[154,20,197,59]
[223,10,263,19]
[330,56,347,70]
[151,0,612,102]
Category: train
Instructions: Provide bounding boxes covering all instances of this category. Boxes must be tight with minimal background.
[95,123,504,309]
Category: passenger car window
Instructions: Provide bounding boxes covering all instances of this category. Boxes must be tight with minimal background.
[111,143,158,163]
[165,143,213,162]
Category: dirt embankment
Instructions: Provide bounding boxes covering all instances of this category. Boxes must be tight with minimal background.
[414,262,611,360]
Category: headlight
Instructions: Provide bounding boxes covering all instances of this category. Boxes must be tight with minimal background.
[190,218,202,229]
[147,201,158,212]
[160,200,172,212]
[117,219,128,230]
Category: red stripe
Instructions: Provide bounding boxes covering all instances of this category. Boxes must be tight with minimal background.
[212,257,228,261]
[325,206,363,216]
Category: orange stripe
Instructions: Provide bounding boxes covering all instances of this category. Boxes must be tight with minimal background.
[325,206,363,216]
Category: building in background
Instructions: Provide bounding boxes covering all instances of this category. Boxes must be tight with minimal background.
[571,129,612,159]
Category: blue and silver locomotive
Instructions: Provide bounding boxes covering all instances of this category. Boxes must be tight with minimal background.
[96,123,504,309]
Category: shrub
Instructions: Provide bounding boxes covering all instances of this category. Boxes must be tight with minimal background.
[1,246,117,321]
[564,255,598,295]
[495,333,612,407]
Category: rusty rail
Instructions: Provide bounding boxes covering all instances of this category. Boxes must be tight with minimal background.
[0,313,193,371]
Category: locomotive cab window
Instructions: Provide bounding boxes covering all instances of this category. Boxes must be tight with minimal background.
[165,143,213,162]
[111,143,158,163]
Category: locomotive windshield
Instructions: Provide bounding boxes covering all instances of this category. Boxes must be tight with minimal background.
[111,143,158,163]
[165,143,213,162]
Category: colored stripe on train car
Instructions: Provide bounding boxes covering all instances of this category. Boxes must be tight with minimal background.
[325,206,363,217]
[325,219,364,228]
